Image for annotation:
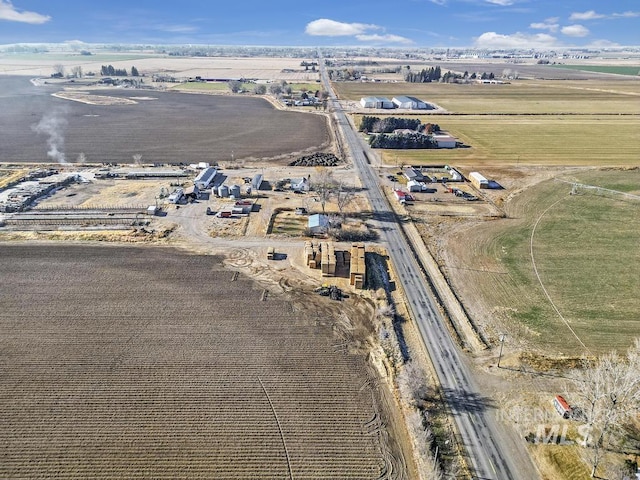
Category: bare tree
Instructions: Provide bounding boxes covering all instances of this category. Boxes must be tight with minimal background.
[133,153,143,165]
[227,80,242,93]
[335,182,356,219]
[253,84,266,95]
[311,167,337,215]
[53,63,65,77]
[572,339,640,477]
[269,83,283,96]
[397,361,431,407]
[71,66,83,78]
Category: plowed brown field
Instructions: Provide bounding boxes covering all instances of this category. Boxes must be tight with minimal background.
[0,245,398,479]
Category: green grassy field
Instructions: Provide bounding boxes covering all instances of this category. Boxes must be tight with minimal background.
[172,82,230,92]
[550,64,640,76]
[365,115,640,167]
[475,169,640,354]
[335,80,640,114]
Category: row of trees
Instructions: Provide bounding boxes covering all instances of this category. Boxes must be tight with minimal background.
[100,65,139,77]
[404,65,496,83]
[369,132,438,149]
[359,116,441,135]
[404,66,442,83]
[359,116,422,134]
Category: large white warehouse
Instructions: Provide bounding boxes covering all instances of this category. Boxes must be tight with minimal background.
[392,95,429,110]
[360,96,394,109]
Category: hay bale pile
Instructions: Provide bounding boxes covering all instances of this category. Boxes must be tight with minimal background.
[290,153,342,167]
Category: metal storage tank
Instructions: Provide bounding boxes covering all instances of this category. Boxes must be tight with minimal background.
[229,185,241,198]
[217,184,229,197]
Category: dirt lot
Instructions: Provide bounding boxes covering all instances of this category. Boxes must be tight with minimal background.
[0,244,411,479]
[0,76,329,165]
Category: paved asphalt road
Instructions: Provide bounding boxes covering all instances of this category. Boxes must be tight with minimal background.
[319,58,537,480]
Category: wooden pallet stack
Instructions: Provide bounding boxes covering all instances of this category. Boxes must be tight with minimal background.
[304,240,336,277]
[349,243,366,289]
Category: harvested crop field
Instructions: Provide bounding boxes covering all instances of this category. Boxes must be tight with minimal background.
[0,245,401,479]
[0,76,329,164]
[374,115,640,167]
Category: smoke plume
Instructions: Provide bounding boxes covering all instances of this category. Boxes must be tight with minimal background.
[32,109,69,164]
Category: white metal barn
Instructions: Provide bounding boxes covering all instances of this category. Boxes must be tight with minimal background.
[433,134,457,149]
[469,171,489,189]
[360,96,394,109]
[194,167,218,189]
[392,95,429,110]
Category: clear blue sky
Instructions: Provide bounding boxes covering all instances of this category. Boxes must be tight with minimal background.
[1,0,638,48]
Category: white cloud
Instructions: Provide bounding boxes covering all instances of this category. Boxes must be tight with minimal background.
[569,10,605,21]
[305,18,379,37]
[474,31,558,48]
[305,18,411,44]
[428,0,447,4]
[530,17,559,32]
[158,24,199,34]
[561,24,590,37]
[485,0,515,5]
[0,0,50,24]
[355,33,413,44]
[612,11,640,18]
[570,10,640,21]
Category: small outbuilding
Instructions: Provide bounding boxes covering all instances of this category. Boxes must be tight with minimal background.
[433,135,457,149]
[308,214,330,234]
[407,180,423,192]
[392,95,429,110]
[469,171,489,189]
[252,174,265,191]
[290,177,309,192]
[403,167,424,182]
[360,96,394,109]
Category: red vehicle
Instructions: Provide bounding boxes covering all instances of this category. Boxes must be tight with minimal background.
[553,395,572,419]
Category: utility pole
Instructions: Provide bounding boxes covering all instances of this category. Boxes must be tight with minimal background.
[498,333,506,368]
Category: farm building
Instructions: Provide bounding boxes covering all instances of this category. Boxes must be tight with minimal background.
[360,96,394,109]
[407,181,423,192]
[392,96,429,110]
[445,166,463,181]
[194,167,218,190]
[290,177,310,192]
[308,214,330,234]
[469,171,489,189]
[252,174,265,191]
[433,135,457,149]
[146,205,160,216]
[403,167,424,182]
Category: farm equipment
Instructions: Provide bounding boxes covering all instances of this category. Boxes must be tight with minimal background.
[314,284,344,301]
